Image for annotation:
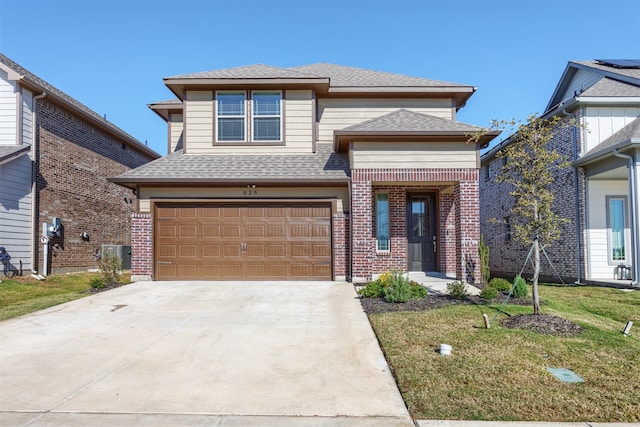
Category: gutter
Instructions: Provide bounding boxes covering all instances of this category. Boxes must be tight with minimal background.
[31,92,46,279]
[612,149,639,286]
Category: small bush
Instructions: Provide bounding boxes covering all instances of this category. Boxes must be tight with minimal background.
[358,270,427,303]
[97,252,122,285]
[383,279,413,303]
[488,277,512,292]
[512,275,528,298]
[447,281,469,300]
[479,286,498,300]
[90,277,107,289]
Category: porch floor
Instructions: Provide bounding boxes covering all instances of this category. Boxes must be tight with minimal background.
[407,272,481,296]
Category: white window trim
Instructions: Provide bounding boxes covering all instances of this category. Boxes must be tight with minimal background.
[215,90,283,143]
[376,192,390,252]
[606,195,630,265]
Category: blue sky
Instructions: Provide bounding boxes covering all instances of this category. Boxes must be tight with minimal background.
[1,0,639,156]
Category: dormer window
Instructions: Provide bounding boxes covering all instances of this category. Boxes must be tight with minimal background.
[216,91,282,143]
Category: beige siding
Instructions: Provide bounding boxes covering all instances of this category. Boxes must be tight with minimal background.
[184,91,213,153]
[138,186,349,213]
[203,90,314,155]
[317,98,453,144]
[169,113,183,153]
[350,141,477,169]
[584,106,640,152]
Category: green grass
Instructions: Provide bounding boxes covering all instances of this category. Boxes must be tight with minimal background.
[369,284,640,422]
[0,272,131,321]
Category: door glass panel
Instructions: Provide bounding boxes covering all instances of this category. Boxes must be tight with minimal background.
[411,197,430,238]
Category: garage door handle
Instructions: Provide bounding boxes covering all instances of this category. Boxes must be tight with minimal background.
[241,243,247,253]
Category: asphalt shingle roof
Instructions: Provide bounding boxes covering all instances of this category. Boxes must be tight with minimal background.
[168,64,321,80]
[579,77,640,97]
[340,109,485,133]
[288,63,467,88]
[573,60,640,82]
[112,144,349,184]
[0,145,30,163]
[0,53,158,157]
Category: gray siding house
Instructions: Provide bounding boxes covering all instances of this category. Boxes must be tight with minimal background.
[481,59,640,286]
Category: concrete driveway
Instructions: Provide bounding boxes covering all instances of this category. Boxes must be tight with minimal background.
[0,281,413,426]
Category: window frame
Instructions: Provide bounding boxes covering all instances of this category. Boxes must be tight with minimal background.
[376,192,390,252]
[216,91,246,142]
[606,195,629,265]
[214,90,284,145]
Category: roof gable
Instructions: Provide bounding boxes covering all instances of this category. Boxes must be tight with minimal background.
[546,60,640,112]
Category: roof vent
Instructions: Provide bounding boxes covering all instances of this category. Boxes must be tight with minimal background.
[596,59,640,69]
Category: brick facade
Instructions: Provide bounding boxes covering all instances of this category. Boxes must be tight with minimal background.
[351,168,481,283]
[36,98,156,274]
[480,114,587,283]
[130,213,153,280]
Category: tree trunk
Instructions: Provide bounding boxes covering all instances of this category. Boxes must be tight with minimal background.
[532,237,541,315]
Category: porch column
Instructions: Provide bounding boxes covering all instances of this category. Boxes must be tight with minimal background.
[351,178,374,282]
[131,213,153,281]
[455,180,481,284]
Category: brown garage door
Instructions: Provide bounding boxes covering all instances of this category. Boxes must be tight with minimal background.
[154,203,332,280]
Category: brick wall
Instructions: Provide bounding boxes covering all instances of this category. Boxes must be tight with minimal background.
[333,213,350,280]
[36,98,155,274]
[131,213,153,279]
[351,168,481,283]
[479,114,586,282]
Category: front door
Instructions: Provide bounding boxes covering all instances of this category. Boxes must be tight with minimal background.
[407,193,436,272]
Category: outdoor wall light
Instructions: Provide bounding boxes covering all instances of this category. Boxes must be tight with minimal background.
[81,231,90,241]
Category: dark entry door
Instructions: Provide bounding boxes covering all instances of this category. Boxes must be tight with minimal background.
[407,193,436,272]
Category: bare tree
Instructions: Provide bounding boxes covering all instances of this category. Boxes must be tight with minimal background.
[472,114,578,314]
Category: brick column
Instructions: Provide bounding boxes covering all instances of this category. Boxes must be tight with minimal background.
[131,213,152,281]
[333,213,350,281]
[456,180,481,284]
[439,193,457,277]
[351,177,374,282]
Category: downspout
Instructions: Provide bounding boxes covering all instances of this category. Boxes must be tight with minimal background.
[612,149,639,286]
[30,92,46,280]
[563,108,583,283]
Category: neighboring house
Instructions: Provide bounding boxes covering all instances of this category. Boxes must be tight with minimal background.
[481,59,640,286]
[0,53,160,276]
[112,63,498,282]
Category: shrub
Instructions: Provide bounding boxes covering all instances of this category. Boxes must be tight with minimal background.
[89,277,107,289]
[358,270,427,302]
[512,275,528,298]
[488,277,512,292]
[97,251,122,285]
[447,281,469,300]
[479,286,498,300]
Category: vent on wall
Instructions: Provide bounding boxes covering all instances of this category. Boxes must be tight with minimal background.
[596,59,640,69]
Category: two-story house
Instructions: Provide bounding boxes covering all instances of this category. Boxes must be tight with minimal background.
[0,53,159,277]
[481,60,640,286]
[112,63,498,282]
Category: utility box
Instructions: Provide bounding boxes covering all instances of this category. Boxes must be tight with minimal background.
[101,245,132,270]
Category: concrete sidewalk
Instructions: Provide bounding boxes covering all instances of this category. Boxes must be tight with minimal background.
[0,281,413,426]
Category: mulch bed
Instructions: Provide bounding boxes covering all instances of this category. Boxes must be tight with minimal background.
[359,293,583,336]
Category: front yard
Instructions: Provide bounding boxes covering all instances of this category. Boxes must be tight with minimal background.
[365,284,640,422]
[0,272,130,321]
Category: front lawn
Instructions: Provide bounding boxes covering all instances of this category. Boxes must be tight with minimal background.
[0,272,131,321]
[366,284,640,422]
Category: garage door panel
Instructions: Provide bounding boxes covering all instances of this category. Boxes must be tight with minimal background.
[203,225,220,238]
[157,225,177,238]
[223,225,241,238]
[155,203,332,280]
[203,244,221,257]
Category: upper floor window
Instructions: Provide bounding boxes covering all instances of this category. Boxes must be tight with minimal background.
[216,91,282,143]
